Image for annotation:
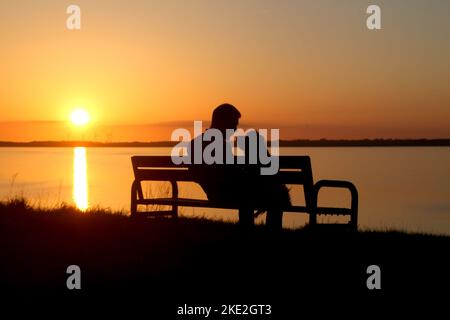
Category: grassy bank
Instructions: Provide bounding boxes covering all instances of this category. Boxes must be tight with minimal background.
[1,198,449,313]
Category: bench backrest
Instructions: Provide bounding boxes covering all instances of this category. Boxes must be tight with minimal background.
[131,155,314,186]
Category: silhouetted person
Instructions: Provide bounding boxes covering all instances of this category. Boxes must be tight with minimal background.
[188,103,291,230]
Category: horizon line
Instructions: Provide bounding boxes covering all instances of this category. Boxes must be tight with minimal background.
[1,138,450,148]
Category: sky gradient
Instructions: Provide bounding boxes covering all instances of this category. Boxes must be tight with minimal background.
[1,0,450,141]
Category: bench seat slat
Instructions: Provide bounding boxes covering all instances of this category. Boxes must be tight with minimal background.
[135,170,192,181]
[134,170,311,184]
[132,155,312,169]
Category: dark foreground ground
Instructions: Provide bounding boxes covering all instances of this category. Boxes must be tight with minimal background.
[1,199,449,317]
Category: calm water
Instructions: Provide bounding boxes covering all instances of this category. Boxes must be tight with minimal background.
[1,147,449,235]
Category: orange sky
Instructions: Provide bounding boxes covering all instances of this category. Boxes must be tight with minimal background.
[1,0,450,141]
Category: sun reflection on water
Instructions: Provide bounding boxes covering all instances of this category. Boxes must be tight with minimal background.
[73,147,88,210]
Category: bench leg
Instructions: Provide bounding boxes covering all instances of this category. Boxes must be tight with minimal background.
[308,193,318,227]
[171,181,179,218]
[266,210,283,231]
[238,208,254,228]
[130,180,138,218]
[309,211,317,226]
[349,198,358,231]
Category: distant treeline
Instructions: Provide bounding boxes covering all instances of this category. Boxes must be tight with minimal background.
[279,139,450,147]
[1,139,450,147]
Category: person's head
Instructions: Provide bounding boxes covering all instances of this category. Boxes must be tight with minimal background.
[210,103,241,133]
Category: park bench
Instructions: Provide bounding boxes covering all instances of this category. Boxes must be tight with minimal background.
[130,156,358,230]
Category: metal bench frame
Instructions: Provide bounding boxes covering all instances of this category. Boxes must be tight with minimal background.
[131,156,358,230]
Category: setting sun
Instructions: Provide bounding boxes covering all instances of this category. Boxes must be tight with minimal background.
[70,109,90,126]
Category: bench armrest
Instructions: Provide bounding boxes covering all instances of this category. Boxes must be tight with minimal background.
[312,179,358,229]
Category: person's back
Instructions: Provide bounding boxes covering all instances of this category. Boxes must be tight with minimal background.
[188,131,243,205]
[188,104,245,203]
[188,103,290,230]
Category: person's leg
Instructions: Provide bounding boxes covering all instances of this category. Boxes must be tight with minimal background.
[266,209,283,231]
[264,183,290,231]
[230,173,256,229]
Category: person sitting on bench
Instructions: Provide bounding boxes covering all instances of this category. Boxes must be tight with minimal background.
[188,103,291,230]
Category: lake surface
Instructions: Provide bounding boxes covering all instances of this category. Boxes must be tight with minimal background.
[1,147,449,235]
